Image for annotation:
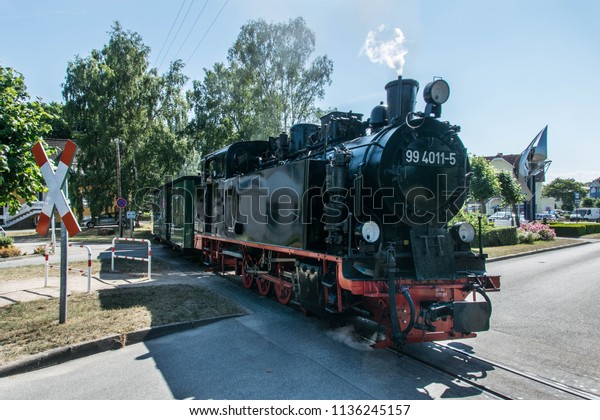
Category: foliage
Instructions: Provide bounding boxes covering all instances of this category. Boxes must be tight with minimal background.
[483,227,518,247]
[188,17,333,155]
[496,170,525,226]
[518,222,556,242]
[0,245,22,258]
[62,22,192,218]
[32,245,46,255]
[39,102,72,139]
[581,197,595,207]
[548,223,587,237]
[542,177,587,211]
[0,66,55,214]
[0,235,14,248]
[469,156,500,213]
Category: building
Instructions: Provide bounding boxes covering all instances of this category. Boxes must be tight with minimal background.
[589,177,600,199]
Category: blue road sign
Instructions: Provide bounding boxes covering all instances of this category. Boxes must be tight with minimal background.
[116,197,127,208]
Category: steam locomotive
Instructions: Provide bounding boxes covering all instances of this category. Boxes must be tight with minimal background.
[154,77,500,349]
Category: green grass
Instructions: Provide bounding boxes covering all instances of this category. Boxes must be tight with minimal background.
[0,285,243,365]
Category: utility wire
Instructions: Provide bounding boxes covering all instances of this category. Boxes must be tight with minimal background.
[186,0,230,65]
[172,0,209,61]
[153,0,187,68]
[158,0,195,70]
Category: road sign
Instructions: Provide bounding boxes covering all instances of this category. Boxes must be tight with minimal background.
[127,211,136,219]
[116,197,127,208]
[32,140,81,238]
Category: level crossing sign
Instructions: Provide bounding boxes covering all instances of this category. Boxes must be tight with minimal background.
[32,140,81,238]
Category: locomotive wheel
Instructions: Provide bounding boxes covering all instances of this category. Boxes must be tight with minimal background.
[242,256,255,289]
[257,277,271,296]
[274,282,292,305]
[274,265,292,305]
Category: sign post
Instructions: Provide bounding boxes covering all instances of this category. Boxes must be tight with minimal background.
[127,210,136,238]
[116,197,127,238]
[32,140,80,324]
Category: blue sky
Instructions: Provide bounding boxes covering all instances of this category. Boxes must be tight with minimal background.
[2,0,599,182]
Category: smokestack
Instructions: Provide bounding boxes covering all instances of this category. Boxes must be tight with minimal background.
[385,78,419,126]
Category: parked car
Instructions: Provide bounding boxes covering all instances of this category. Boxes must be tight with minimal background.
[81,214,128,229]
[488,211,527,227]
[569,208,600,222]
[535,213,557,222]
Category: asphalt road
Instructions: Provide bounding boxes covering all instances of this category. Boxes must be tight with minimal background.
[1,241,598,399]
[461,240,600,396]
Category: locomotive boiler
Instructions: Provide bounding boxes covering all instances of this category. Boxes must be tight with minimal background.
[158,76,500,349]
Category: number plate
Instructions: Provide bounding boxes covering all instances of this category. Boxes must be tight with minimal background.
[403,149,458,166]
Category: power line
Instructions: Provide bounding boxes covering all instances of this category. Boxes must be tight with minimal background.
[157,0,195,70]
[186,0,230,65]
[172,0,209,62]
[153,0,187,68]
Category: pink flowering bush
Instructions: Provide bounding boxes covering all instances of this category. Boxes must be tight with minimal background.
[517,222,556,243]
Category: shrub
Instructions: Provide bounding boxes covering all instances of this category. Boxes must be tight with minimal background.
[33,245,47,255]
[517,230,540,244]
[483,227,518,246]
[0,235,14,248]
[518,222,556,241]
[549,223,587,237]
[0,245,22,258]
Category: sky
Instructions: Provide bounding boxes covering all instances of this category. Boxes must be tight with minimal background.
[1,0,599,183]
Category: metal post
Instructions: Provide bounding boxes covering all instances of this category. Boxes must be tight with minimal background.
[148,241,151,280]
[44,247,49,287]
[59,182,68,324]
[111,237,115,272]
[115,138,124,238]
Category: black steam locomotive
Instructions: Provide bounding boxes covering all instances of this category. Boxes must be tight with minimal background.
[155,77,500,349]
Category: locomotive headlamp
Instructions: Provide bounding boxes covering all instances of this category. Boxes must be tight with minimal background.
[424,79,450,105]
[451,222,476,244]
[357,221,381,243]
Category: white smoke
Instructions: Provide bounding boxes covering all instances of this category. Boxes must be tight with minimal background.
[326,325,376,352]
[362,25,408,75]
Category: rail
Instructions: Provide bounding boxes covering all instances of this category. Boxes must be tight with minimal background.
[111,237,152,280]
[44,242,92,293]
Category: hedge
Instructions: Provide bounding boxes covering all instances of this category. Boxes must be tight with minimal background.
[549,223,588,237]
[483,227,518,247]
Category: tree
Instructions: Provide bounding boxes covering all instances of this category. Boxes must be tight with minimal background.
[469,156,500,214]
[542,178,587,211]
[63,22,192,218]
[0,66,55,213]
[582,197,595,207]
[189,17,334,154]
[40,102,72,139]
[497,171,525,227]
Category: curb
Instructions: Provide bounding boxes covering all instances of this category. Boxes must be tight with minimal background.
[488,240,591,262]
[0,312,245,378]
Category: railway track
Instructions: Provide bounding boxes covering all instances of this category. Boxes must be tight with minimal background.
[345,315,597,400]
[216,270,597,400]
[398,341,598,400]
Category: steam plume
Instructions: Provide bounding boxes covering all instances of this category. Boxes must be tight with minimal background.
[362,25,408,75]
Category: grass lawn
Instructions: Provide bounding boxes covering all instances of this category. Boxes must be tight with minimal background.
[0,285,243,365]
